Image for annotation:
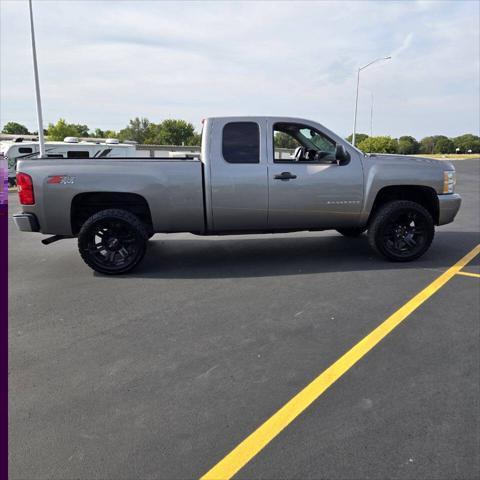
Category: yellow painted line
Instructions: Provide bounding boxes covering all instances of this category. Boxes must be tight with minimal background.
[456,271,480,278]
[201,244,480,480]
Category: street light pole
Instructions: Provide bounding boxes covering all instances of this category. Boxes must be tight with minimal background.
[352,56,391,147]
[352,68,361,147]
[28,0,45,157]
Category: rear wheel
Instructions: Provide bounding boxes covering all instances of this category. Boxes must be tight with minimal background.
[368,200,434,262]
[78,209,148,274]
[336,227,366,237]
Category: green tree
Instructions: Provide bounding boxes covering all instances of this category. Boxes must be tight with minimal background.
[118,117,152,143]
[47,119,90,140]
[2,122,30,135]
[274,132,299,149]
[146,119,197,145]
[433,136,454,154]
[452,134,480,153]
[185,132,202,146]
[419,136,435,154]
[73,124,89,137]
[397,135,419,155]
[346,133,369,145]
[357,136,398,154]
[92,128,118,139]
[104,130,118,139]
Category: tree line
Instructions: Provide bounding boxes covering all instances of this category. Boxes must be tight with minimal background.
[1,118,201,146]
[2,119,479,154]
[345,133,480,155]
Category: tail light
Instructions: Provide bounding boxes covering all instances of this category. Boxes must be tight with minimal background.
[17,172,35,205]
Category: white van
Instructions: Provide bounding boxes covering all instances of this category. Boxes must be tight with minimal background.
[1,138,136,186]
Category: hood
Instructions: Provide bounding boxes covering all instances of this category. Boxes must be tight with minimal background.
[365,153,454,171]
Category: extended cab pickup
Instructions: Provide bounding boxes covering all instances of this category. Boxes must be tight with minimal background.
[13,116,461,274]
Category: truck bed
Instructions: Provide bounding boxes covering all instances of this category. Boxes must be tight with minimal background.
[16,157,206,235]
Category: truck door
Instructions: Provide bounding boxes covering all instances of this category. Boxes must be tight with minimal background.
[268,121,364,230]
[207,118,268,231]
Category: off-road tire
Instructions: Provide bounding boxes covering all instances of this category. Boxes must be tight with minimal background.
[368,200,434,262]
[78,209,148,275]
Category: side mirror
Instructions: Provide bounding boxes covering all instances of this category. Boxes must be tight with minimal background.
[335,144,350,165]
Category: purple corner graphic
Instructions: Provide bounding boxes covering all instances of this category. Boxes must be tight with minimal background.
[0,155,7,216]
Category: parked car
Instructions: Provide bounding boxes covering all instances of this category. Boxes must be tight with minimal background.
[13,116,461,274]
[1,137,136,186]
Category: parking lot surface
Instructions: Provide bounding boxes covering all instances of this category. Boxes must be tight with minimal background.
[9,160,480,479]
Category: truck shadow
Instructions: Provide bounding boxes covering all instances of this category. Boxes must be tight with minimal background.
[117,230,480,279]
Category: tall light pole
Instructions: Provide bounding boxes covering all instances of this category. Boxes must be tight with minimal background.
[28,0,45,157]
[352,56,391,146]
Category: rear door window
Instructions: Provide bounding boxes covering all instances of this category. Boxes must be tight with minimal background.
[222,122,259,164]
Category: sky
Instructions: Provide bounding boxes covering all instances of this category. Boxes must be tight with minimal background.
[1,0,479,139]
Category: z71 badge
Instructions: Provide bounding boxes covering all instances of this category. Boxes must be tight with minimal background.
[47,175,76,185]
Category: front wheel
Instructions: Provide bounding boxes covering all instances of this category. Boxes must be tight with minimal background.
[367,200,434,262]
[78,209,148,274]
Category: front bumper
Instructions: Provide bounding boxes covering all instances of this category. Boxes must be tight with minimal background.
[13,213,40,232]
[437,193,462,226]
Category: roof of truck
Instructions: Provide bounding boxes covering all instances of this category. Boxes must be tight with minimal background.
[205,115,318,121]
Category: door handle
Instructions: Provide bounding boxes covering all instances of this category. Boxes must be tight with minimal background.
[274,172,297,180]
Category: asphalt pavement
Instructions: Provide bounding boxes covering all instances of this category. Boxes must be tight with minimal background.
[8,160,480,479]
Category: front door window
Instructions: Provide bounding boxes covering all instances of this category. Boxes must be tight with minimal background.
[273,123,336,163]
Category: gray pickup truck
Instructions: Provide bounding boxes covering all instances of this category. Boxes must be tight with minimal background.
[13,116,461,274]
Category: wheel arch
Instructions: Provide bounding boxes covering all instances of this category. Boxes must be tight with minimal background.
[71,192,153,235]
[368,185,439,225]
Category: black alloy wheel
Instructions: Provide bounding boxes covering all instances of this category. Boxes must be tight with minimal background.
[368,200,434,262]
[78,209,148,274]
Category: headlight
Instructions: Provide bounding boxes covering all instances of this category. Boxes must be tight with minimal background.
[443,170,456,194]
